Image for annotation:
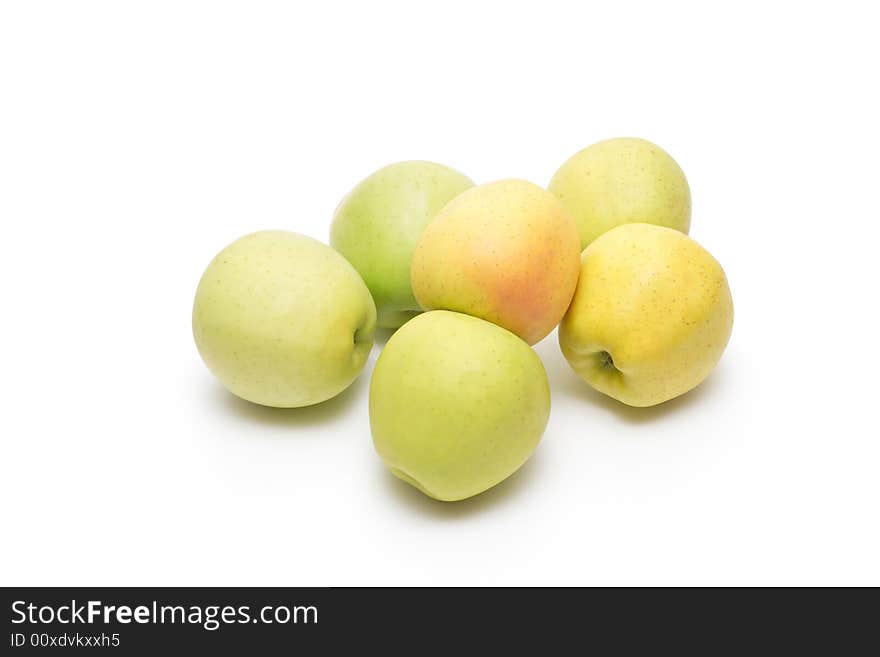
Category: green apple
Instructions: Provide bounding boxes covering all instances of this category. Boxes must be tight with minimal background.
[548,137,691,248]
[330,161,474,329]
[370,310,550,501]
[192,230,376,408]
[559,223,733,407]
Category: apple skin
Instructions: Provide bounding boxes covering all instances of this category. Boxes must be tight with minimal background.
[370,310,550,502]
[411,179,581,345]
[548,137,691,249]
[330,161,474,329]
[559,223,733,407]
[192,230,376,408]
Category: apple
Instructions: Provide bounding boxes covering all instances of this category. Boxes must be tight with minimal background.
[411,179,581,345]
[330,161,474,329]
[559,223,733,407]
[548,137,691,248]
[370,310,550,501]
[192,230,376,408]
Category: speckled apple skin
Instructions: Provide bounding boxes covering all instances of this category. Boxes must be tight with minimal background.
[559,224,733,407]
[410,179,581,345]
[370,311,550,502]
[330,161,474,329]
[548,137,691,249]
[192,230,376,408]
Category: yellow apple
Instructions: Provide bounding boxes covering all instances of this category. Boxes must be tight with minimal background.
[411,179,581,345]
[548,137,691,248]
[559,223,733,407]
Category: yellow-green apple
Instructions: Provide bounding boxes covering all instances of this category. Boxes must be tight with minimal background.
[330,161,474,329]
[370,310,550,501]
[192,230,376,408]
[548,137,691,248]
[411,179,580,345]
[559,223,733,407]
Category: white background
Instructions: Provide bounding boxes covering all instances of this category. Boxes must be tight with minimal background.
[1,1,878,586]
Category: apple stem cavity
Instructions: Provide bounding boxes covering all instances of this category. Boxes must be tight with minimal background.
[599,350,617,371]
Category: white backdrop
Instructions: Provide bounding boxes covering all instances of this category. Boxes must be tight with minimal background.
[1,1,877,586]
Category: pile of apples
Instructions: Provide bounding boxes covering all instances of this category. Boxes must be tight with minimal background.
[193,138,733,502]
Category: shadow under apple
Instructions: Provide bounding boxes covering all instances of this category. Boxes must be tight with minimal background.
[558,361,726,425]
[212,365,370,430]
[372,326,397,348]
[379,449,547,519]
[533,329,728,424]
